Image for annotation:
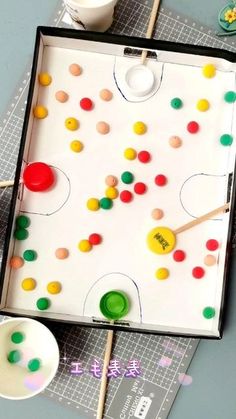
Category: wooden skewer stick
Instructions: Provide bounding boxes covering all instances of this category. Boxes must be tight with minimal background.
[0,180,14,188]
[141,0,162,64]
[96,324,114,419]
[174,202,230,235]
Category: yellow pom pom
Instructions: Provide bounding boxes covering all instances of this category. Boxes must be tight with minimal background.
[133,121,147,135]
[65,117,79,131]
[105,187,119,199]
[155,268,169,280]
[21,278,36,291]
[33,105,48,119]
[47,281,62,294]
[38,73,52,86]
[197,99,210,112]
[78,239,92,252]
[87,198,100,211]
[202,64,216,78]
[124,148,137,160]
[70,140,83,153]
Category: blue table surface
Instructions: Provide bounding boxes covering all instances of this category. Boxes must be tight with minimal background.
[1,1,236,419]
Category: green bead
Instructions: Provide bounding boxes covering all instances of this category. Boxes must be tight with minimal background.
[23,250,37,261]
[203,306,216,319]
[7,350,21,363]
[14,229,29,240]
[11,331,25,344]
[36,297,50,310]
[121,171,134,184]
[28,358,41,372]
[100,197,113,210]
[16,215,30,229]
[224,91,236,103]
[220,134,233,146]
[170,97,183,109]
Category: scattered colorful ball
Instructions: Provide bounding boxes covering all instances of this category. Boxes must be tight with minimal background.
[55,248,69,259]
[220,134,233,146]
[151,208,164,220]
[196,99,210,112]
[65,117,79,131]
[33,105,48,119]
[88,233,102,245]
[11,331,25,344]
[8,350,21,364]
[120,190,133,203]
[28,358,41,372]
[105,175,118,187]
[121,171,134,184]
[187,121,199,134]
[80,97,93,111]
[23,249,37,262]
[10,256,24,269]
[155,174,167,186]
[138,150,151,163]
[156,267,169,280]
[36,297,50,310]
[100,197,113,209]
[14,229,29,240]
[133,121,147,135]
[105,186,119,199]
[47,281,62,295]
[96,121,110,134]
[70,140,83,153]
[224,91,236,103]
[99,89,113,101]
[192,266,205,279]
[78,239,92,252]
[21,278,36,291]
[173,250,186,262]
[124,148,137,160]
[169,135,182,148]
[16,215,30,229]
[204,254,216,266]
[55,90,69,103]
[87,198,100,211]
[206,239,219,251]
[69,63,82,76]
[202,63,216,78]
[134,182,146,194]
[170,97,183,109]
[38,73,52,86]
[202,306,216,319]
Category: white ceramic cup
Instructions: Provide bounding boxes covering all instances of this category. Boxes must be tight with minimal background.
[64,0,118,32]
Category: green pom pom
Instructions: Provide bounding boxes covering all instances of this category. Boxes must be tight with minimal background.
[16,215,30,229]
[171,97,183,109]
[203,306,216,319]
[121,171,134,184]
[36,297,50,310]
[28,358,41,372]
[220,134,233,146]
[14,229,29,240]
[224,91,236,103]
[23,250,37,261]
[7,350,21,363]
[100,197,113,210]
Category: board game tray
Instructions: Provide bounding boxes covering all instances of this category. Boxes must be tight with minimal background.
[1,27,236,338]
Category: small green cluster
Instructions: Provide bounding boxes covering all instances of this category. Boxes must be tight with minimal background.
[7,330,41,372]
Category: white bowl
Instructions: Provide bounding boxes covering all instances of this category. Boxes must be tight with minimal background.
[0,317,59,400]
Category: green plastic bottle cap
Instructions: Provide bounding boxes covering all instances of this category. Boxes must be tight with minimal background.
[11,331,25,344]
[7,350,21,363]
[100,290,130,320]
[28,358,41,372]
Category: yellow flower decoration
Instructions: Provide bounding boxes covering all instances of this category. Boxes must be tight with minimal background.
[225,9,236,24]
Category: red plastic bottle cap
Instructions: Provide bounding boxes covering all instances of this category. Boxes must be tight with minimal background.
[23,162,55,192]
